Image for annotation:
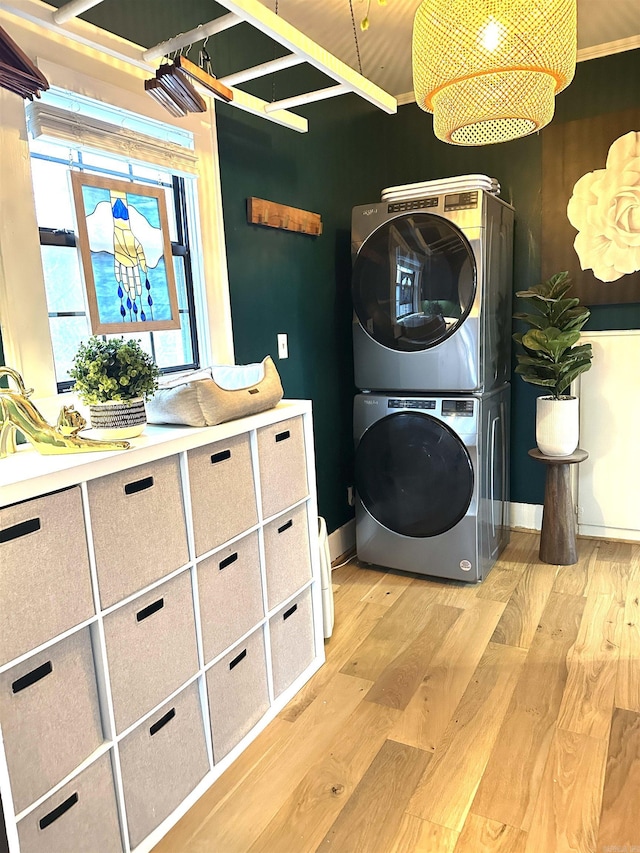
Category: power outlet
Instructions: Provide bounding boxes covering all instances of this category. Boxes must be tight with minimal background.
[277,333,288,359]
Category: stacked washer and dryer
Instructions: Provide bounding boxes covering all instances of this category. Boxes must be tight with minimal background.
[351,177,514,582]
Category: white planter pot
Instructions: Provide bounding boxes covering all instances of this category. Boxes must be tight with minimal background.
[536,395,579,457]
[89,398,147,440]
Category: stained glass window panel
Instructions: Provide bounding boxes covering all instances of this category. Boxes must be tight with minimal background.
[73,173,180,334]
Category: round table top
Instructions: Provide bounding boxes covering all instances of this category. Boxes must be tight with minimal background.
[528,447,588,465]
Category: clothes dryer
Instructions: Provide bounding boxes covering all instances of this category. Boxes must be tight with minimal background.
[352,189,513,393]
[353,386,510,582]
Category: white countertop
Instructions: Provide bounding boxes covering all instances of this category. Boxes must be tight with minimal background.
[0,400,312,507]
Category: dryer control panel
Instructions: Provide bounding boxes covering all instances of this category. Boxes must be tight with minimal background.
[444,191,479,211]
[387,197,438,213]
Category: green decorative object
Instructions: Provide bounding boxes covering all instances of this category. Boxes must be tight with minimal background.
[70,337,160,405]
[71,337,160,438]
[512,271,593,400]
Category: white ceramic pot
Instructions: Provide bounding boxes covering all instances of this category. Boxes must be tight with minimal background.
[89,398,147,440]
[536,395,579,457]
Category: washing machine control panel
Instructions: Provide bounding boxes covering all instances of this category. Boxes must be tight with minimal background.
[442,400,475,416]
[388,399,436,410]
[387,197,438,213]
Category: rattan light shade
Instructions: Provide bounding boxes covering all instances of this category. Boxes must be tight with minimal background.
[413,0,577,145]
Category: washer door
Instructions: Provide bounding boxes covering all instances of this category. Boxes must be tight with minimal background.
[355,412,474,538]
[352,213,476,352]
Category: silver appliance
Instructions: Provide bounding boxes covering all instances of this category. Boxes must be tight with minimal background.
[352,189,514,393]
[353,386,510,582]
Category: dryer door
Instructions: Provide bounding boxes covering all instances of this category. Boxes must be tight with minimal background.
[355,411,474,538]
[352,213,476,352]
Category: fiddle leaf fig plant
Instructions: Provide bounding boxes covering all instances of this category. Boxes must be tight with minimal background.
[513,271,593,399]
[70,336,160,405]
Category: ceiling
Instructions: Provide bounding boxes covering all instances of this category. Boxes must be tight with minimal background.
[253,0,640,99]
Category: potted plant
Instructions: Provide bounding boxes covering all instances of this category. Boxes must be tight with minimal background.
[70,336,160,439]
[513,271,593,456]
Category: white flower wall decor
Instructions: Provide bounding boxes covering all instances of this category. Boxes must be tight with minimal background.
[567,130,640,283]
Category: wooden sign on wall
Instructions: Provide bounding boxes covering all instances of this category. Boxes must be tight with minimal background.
[541,107,640,305]
[247,197,322,236]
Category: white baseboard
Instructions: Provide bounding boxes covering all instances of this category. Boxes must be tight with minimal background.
[328,518,355,562]
[510,502,543,531]
[578,524,640,542]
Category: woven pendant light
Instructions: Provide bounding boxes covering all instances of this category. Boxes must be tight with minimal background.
[413,0,577,146]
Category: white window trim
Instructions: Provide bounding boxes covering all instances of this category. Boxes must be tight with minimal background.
[26,98,200,175]
[0,5,234,398]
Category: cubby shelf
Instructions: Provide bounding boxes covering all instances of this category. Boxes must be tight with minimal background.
[0,399,324,853]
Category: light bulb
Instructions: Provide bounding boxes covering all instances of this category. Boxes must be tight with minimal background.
[478,18,504,52]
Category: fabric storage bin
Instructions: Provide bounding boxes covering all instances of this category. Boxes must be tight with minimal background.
[269,588,316,699]
[188,432,258,557]
[87,455,189,608]
[119,680,209,849]
[0,487,94,666]
[16,752,122,853]
[0,628,103,813]
[206,626,269,762]
[103,570,198,734]
[263,503,312,610]
[197,530,264,663]
[257,416,308,519]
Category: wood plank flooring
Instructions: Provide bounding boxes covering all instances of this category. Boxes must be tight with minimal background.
[155,531,640,853]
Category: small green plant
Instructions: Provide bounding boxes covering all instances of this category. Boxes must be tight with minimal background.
[512,271,593,399]
[70,337,160,405]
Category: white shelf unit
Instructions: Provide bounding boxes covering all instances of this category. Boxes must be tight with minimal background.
[0,400,324,853]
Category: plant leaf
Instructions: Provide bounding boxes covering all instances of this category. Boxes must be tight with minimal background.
[515,372,557,388]
[513,312,547,329]
[557,362,593,394]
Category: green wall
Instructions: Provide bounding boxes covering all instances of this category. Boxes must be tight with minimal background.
[11,4,640,530]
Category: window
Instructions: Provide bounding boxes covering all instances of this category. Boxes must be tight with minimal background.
[0,16,233,398]
[29,136,200,391]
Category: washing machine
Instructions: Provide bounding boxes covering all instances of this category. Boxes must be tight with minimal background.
[352,189,514,393]
[353,386,510,582]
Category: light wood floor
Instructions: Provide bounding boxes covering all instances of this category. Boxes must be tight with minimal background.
[155,531,640,853]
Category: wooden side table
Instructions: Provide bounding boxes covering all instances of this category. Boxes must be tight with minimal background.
[528,448,589,565]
